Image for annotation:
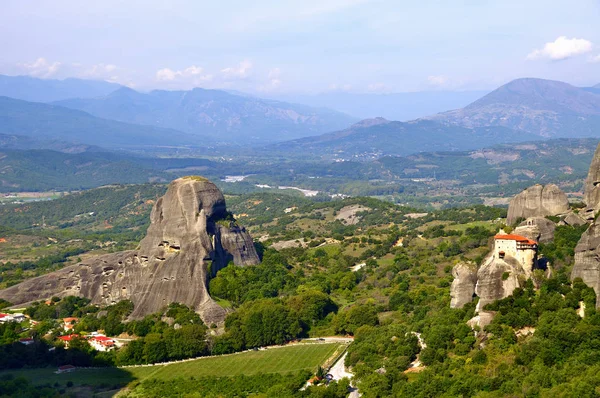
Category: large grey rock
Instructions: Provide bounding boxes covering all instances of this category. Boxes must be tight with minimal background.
[0,176,260,324]
[475,255,527,312]
[450,262,477,309]
[506,184,569,225]
[515,217,556,243]
[571,219,600,308]
[583,143,600,221]
[563,212,588,227]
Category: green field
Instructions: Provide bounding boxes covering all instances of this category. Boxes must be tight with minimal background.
[0,343,343,390]
[128,343,343,380]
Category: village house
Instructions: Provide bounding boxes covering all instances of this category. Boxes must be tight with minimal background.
[88,335,116,351]
[0,313,26,323]
[57,334,80,349]
[62,317,79,331]
[19,338,34,345]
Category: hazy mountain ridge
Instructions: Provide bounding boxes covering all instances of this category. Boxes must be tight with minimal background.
[266,118,538,159]
[0,74,121,103]
[54,87,358,144]
[426,78,600,137]
[0,96,206,149]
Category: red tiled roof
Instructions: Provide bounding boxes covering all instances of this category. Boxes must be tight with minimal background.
[494,234,537,245]
[63,317,79,323]
[19,338,33,342]
[0,314,7,318]
[58,334,80,342]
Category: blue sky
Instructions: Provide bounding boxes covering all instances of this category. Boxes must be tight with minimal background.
[1,0,599,93]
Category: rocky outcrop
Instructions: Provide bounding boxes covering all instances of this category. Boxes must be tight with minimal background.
[583,143,600,221]
[475,254,528,312]
[583,145,600,220]
[563,213,587,227]
[506,184,570,225]
[515,217,556,243]
[571,219,600,307]
[0,176,260,324]
[450,262,477,309]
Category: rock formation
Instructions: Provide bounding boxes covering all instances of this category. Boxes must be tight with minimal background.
[475,254,528,312]
[571,217,600,307]
[583,143,600,221]
[450,262,477,309]
[0,176,260,324]
[506,184,569,225]
[450,231,538,312]
[515,217,556,243]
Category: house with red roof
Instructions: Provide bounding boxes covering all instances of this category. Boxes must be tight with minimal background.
[57,334,81,348]
[494,233,538,273]
[88,335,116,351]
[62,317,79,331]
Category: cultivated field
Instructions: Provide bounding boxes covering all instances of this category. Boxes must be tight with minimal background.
[0,343,343,391]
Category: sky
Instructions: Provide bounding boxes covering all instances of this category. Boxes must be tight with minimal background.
[1,0,599,94]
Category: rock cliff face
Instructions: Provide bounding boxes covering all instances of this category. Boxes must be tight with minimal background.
[450,262,477,309]
[583,143,600,221]
[572,142,600,306]
[515,217,556,243]
[475,254,528,312]
[572,217,600,307]
[0,177,260,324]
[506,184,569,225]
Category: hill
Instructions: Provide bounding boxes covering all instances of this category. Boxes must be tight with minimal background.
[0,96,204,149]
[266,117,537,159]
[427,78,600,137]
[54,87,357,144]
[0,74,121,102]
[0,149,167,191]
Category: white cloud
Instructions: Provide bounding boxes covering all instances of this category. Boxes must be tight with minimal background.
[590,54,600,63]
[18,57,61,78]
[328,83,353,92]
[155,65,213,83]
[221,60,252,80]
[258,68,283,92]
[367,83,389,92]
[427,75,447,87]
[81,63,118,78]
[527,36,593,61]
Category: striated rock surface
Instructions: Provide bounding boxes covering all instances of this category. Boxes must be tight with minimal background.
[572,219,600,307]
[0,176,260,324]
[475,255,528,312]
[506,184,569,225]
[563,213,587,227]
[515,217,556,243]
[450,262,478,309]
[583,143,600,221]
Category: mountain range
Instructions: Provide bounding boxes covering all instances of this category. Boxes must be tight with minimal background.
[266,117,538,159]
[53,87,357,144]
[267,78,600,159]
[426,78,600,137]
[0,75,120,102]
[0,96,202,149]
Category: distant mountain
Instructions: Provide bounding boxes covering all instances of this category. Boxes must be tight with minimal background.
[54,87,357,144]
[0,96,204,149]
[268,90,488,121]
[426,78,600,137]
[595,83,600,88]
[0,133,96,153]
[266,117,538,159]
[0,75,121,102]
[0,149,167,192]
